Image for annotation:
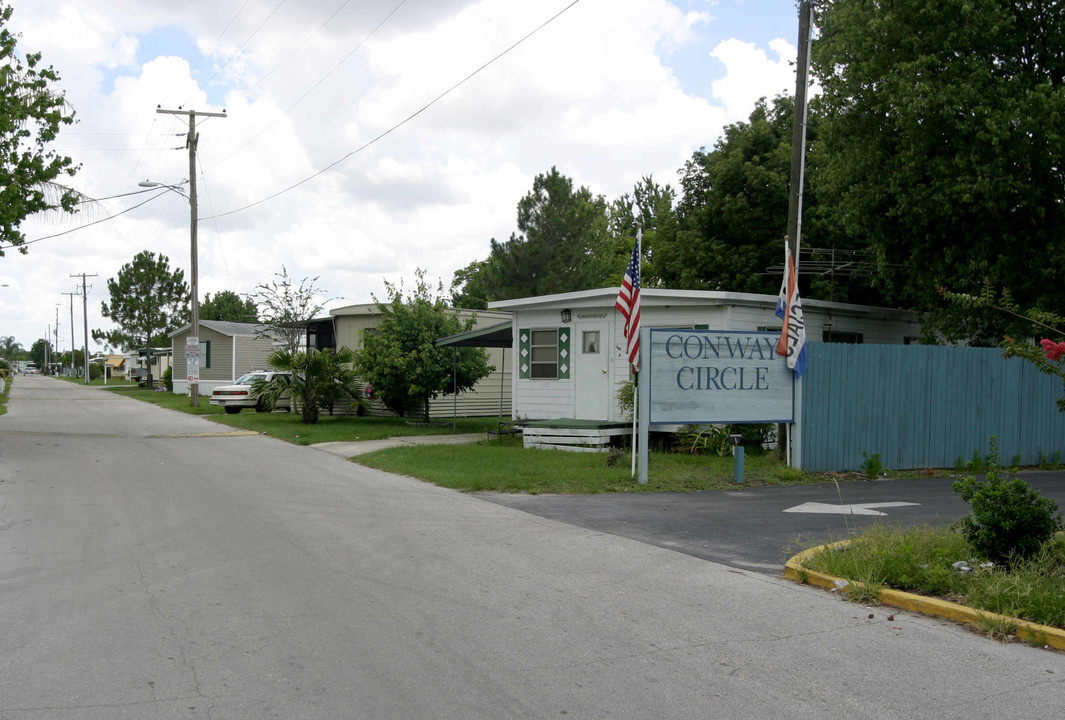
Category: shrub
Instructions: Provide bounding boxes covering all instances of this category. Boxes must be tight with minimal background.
[162,366,173,392]
[953,437,1063,565]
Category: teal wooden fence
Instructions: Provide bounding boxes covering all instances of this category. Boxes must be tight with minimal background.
[799,344,1065,472]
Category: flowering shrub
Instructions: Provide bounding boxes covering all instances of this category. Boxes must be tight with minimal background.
[1041,338,1065,362]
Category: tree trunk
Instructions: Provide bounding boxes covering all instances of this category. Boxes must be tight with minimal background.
[145,333,154,389]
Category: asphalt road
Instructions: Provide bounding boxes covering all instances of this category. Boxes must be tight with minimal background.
[2,376,1063,719]
[479,472,1065,574]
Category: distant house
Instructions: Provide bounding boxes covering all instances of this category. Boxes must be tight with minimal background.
[169,321,278,396]
[306,303,513,418]
[487,288,921,424]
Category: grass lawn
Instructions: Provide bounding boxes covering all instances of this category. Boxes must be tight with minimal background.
[353,435,815,493]
[800,524,1065,632]
[102,385,501,442]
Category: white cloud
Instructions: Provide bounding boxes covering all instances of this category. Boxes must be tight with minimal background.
[710,36,796,124]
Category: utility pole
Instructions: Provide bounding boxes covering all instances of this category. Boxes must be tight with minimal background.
[62,291,77,377]
[786,0,814,265]
[71,273,97,384]
[54,306,60,374]
[156,106,226,406]
[45,324,50,375]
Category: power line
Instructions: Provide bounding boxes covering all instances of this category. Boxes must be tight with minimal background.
[180,0,290,107]
[204,0,584,220]
[3,191,173,249]
[206,0,408,171]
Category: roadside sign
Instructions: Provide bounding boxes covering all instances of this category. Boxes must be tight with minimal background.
[186,336,200,382]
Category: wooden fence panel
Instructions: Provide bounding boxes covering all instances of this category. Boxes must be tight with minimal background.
[800,344,1065,472]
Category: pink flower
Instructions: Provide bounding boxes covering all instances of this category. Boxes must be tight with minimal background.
[1041,338,1065,362]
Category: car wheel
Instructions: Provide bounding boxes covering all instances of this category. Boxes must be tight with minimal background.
[224,406,241,414]
[255,398,269,413]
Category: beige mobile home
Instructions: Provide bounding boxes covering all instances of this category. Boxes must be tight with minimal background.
[169,321,278,396]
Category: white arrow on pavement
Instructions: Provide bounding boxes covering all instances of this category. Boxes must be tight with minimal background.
[783,502,919,516]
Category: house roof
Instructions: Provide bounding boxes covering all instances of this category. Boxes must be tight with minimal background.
[488,287,916,320]
[168,320,273,338]
[436,321,513,348]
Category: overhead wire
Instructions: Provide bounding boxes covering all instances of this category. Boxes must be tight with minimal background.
[205,0,408,172]
[227,0,356,107]
[204,0,584,220]
[180,0,290,107]
[2,191,178,250]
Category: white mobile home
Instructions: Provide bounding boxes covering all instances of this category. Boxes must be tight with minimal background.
[489,288,920,423]
[170,321,279,396]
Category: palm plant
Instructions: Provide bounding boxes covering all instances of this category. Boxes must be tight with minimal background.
[252,346,362,425]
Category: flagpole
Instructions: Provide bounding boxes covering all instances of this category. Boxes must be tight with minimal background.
[631,373,638,477]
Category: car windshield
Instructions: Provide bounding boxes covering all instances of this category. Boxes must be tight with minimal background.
[235,373,267,385]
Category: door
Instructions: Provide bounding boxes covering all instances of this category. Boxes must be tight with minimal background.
[574,322,610,420]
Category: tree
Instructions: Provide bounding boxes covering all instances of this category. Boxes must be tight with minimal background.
[357,270,493,421]
[250,267,328,354]
[0,2,81,256]
[253,347,362,425]
[28,337,51,368]
[200,290,258,322]
[649,96,868,301]
[0,334,22,359]
[811,0,1065,341]
[606,176,677,289]
[450,167,611,305]
[96,250,189,388]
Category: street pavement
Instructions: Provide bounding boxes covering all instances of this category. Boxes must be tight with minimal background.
[1,375,1063,719]
[479,472,1065,574]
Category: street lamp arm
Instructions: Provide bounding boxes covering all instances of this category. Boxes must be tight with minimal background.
[138,180,189,199]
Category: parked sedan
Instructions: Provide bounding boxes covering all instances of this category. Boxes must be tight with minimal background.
[209,371,291,414]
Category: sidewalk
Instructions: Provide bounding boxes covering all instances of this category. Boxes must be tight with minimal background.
[311,432,483,457]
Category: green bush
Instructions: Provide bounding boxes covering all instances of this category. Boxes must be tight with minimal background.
[162,366,173,392]
[953,437,1063,565]
[89,363,102,380]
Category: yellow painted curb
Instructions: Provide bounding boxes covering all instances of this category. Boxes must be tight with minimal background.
[784,541,1065,651]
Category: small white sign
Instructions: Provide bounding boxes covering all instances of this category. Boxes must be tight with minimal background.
[185,336,200,382]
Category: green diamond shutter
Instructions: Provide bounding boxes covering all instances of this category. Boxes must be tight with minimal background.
[518,329,530,379]
[558,327,570,379]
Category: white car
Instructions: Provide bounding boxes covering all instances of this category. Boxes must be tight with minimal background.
[209,371,291,414]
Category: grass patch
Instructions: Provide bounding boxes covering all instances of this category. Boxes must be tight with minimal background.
[354,439,817,494]
[212,413,500,445]
[59,376,138,387]
[103,385,500,443]
[802,525,1065,629]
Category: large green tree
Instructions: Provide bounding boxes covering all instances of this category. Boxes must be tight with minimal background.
[96,250,189,388]
[812,0,1065,341]
[200,290,258,322]
[451,167,611,306]
[0,2,80,256]
[358,270,492,421]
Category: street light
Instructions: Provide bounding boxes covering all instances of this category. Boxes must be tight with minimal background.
[139,178,199,406]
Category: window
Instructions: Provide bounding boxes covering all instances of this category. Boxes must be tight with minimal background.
[582,330,600,354]
[203,340,212,368]
[823,330,863,344]
[530,329,558,379]
[519,327,571,380]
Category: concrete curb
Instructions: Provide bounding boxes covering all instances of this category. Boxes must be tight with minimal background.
[784,541,1065,651]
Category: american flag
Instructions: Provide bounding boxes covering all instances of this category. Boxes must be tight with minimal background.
[615,231,642,373]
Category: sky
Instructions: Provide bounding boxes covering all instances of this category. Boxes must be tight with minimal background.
[1,0,804,356]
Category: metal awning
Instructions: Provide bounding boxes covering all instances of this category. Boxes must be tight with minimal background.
[105,356,125,368]
[435,320,512,348]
